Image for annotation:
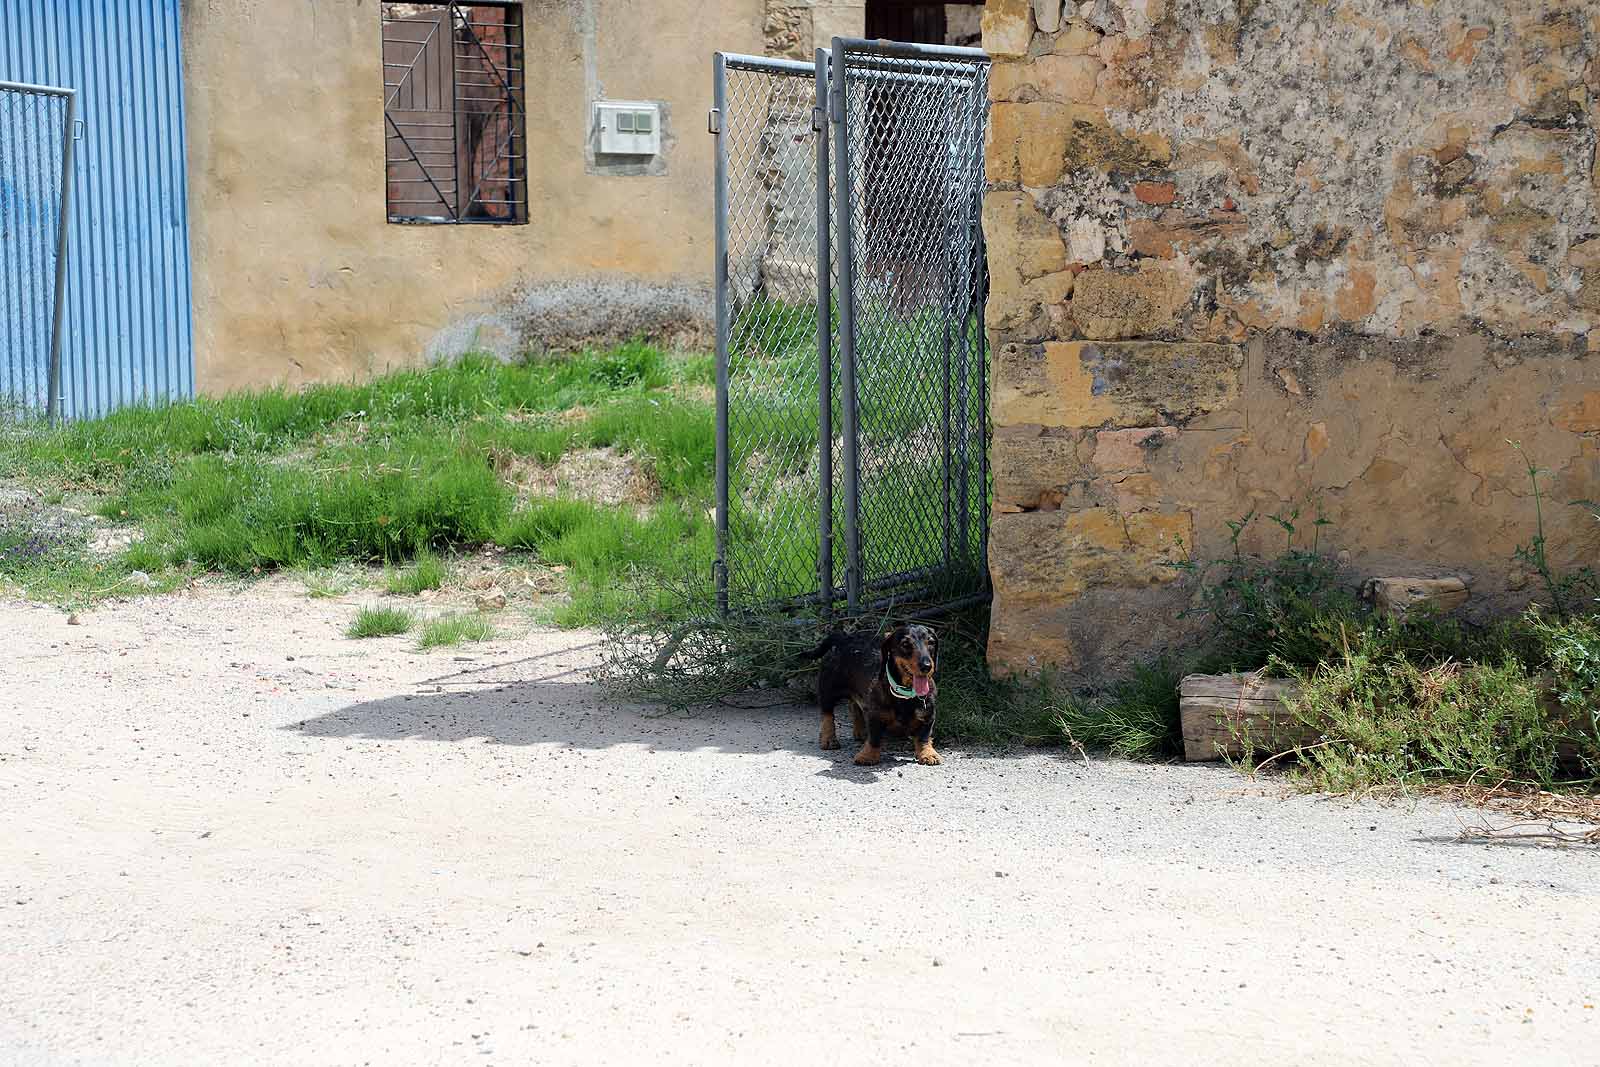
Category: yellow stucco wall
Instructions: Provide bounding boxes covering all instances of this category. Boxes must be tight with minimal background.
[182,0,765,392]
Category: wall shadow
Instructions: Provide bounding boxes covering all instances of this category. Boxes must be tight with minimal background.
[288,644,988,780]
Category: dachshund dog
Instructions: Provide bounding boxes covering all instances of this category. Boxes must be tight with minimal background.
[806,624,940,766]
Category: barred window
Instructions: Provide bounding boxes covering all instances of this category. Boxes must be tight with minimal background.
[381,2,527,224]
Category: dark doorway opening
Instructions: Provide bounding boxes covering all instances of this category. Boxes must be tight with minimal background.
[864,2,983,47]
[866,1,945,43]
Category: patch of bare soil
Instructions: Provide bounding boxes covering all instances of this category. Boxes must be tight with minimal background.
[446,547,570,611]
[495,446,659,507]
[0,483,142,559]
[288,547,570,619]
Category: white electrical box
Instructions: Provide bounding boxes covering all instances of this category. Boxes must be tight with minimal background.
[594,101,661,156]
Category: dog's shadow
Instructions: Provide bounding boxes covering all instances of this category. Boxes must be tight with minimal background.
[290,648,935,779]
[811,754,927,784]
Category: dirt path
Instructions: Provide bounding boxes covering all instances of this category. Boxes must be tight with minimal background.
[2,585,1597,1065]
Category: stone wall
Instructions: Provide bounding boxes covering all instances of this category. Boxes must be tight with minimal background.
[764,1,868,59]
[980,0,1600,680]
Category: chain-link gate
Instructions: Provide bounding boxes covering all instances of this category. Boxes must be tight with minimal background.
[0,80,76,420]
[712,40,989,618]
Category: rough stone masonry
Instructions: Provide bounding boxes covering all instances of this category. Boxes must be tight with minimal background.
[980,0,1600,680]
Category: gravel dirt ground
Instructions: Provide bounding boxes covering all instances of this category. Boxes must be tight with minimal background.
[2,583,1598,1066]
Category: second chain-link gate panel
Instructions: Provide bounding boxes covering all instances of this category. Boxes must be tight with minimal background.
[830,39,989,613]
[712,40,990,618]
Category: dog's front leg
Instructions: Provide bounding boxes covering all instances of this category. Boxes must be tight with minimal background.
[853,716,885,766]
[912,711,941,766]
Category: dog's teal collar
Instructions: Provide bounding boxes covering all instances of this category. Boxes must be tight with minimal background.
[885,662,919,700]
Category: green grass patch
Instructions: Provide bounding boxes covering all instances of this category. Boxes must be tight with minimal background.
[142,446,510,573]
[418,612,495,648]
[497,497,712,625]
[386,551,446,595]
[348,605,415,638]
[3,344,721,609]
[2,346,679,487]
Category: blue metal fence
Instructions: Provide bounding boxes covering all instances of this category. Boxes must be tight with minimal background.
[1,0,194,419]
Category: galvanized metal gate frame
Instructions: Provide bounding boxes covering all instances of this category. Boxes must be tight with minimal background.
[711,39,990,619]
[0,79,76,422]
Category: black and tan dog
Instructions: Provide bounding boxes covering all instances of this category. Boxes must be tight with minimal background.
[806,624,941,766]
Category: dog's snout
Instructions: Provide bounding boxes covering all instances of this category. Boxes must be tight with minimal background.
[918,656,933,672]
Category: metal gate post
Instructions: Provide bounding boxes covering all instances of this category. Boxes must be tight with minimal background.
[46,88,76,423]
[828,37,862,613]
[710,52,731,615]
[814,48,835,609]
[976,219,990,584]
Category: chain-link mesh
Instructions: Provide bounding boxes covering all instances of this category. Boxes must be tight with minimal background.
[0,84,71,417]
[836,48,989,606]
[717,56,834,608]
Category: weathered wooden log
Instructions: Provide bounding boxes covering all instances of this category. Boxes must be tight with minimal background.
[1179,672,1316,762]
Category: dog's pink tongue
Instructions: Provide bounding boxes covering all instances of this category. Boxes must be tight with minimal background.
[913,675,931,697]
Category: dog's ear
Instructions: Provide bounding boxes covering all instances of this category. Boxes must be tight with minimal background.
[879,627,900,663]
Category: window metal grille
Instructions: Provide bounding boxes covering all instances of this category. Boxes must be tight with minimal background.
[382,1,527,224]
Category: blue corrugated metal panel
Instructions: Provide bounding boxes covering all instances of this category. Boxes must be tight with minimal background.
[1,0,194,419]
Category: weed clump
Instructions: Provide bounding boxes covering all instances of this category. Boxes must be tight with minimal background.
[1173,507,1361,674]
[1283,623,1598,792]
[1055,660,1184,760]
[1508,441,1600,620]
[348,605,415,638]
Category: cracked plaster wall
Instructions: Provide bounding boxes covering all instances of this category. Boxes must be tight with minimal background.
[981,0,1600,680]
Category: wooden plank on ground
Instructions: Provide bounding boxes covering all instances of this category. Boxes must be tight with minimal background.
[1179,672,1316,762]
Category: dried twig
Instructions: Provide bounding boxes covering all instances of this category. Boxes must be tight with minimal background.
[1457,820,1600,847]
